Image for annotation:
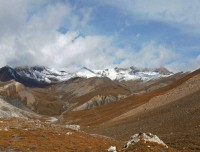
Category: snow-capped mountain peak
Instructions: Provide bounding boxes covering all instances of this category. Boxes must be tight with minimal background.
[93,67,172,81]
[74,67,101,78]
[0,66,173,87]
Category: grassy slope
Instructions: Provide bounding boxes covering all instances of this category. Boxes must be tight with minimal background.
[62,69,200,126]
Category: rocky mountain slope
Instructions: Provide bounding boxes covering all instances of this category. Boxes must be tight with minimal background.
[85,69,200,151]
[0,66,199,151]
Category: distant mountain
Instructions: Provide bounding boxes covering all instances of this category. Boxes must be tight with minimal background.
[0,65,173,87]
[72,66,173,81]
[0,66,72,87]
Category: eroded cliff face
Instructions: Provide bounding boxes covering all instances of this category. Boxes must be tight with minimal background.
[73,94,126,111]
[0,81,36,111]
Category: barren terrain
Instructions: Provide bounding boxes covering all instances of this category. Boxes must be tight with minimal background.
[0,69,199,151]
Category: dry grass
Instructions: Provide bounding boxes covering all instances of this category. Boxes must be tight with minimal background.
[0,118,121,152]
[61,69,200,126]
[0,69,199,151]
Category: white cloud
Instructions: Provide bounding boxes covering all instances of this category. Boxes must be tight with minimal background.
[116,42,176,69]
[0,0,98,68]
[0,0,197,72]
[39,31,114,68]
[0,0,28,35]
[192,55,200,69]
[167,55,200,72]
[100,0,200,34]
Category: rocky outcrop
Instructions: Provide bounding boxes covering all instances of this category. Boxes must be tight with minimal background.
[122,133,168,151]
[0,98,39,119]
[65,125,80,131]
[123,133,168,149]
[108,146,117,152]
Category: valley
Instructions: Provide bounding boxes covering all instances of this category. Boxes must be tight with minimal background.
[0,66,199,151]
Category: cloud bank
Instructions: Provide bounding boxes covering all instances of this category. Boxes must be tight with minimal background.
[0,0,199,72]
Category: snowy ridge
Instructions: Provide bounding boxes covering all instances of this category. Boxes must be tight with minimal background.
[15,66,73,83]
[0,66,173,86]
[75,67,101,78]
[75,67,173,81]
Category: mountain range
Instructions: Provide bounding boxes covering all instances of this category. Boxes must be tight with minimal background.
[0,66,173,87]
[0,65,199,151]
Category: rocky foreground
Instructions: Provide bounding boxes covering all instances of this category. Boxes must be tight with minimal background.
[0,118,179,152]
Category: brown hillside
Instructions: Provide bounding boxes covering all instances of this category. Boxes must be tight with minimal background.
[61,69,200,126]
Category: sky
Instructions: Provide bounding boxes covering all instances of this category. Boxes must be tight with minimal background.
[0,0,200,72]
